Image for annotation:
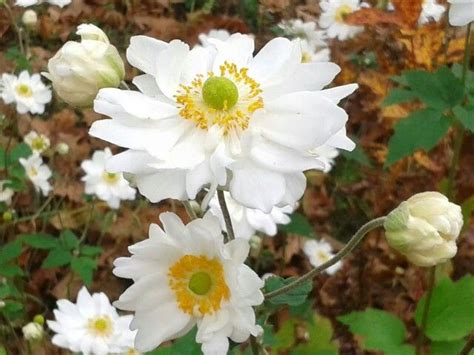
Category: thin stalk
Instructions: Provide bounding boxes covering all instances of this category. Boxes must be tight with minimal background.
[250,335,260,355]
[217,190,235,242]
[460,333,474,355]
[182,200,198,220]
[120,80,131,90]
[416,267,436,355]
[265,217,386,299]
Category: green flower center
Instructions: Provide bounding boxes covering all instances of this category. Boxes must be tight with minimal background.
[202,76,239,111]
[16,84,33,98]
[31,137,46,151]
[102,172,119,184]
[188,271,213,295]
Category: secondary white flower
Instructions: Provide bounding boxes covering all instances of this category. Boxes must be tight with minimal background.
[0,71,52,115]
[47,286,136,355]
[24,131,50,154]
[303,239,341,275]
[319,0,366,40]
[15,0,71,7]
[19,154,52,196]
[44,24,124,107]
[22,322,44,341]
[419,0,445,24]
[199,29,231,47]
[113,212,264,354]
[209,191,292,240]
[81,148,136,209]
[22,9,38,28]
[448,0,474,26]
[296,38,331,63]
[90,34,357,212]
[384,191,463,267]
[0,180,14,205]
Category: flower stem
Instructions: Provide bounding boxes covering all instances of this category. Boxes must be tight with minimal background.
[217,189,235,242]
[264,216,386,299]
[182,200,198,220]
[416,267,436,355]
[460,333,474,355]
[447,22,472,199]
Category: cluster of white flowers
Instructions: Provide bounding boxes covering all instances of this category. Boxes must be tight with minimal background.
[15,0,71,8]
[81,148,136,209]
[48,287,138,354]
[303,239,342,275]
[0,71,51,115]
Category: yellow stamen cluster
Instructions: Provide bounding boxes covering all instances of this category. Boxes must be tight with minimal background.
[335,4,353,23]
[102,172,119,185]
[168,255,230,316]
[31,137,47,152]
[28,167,38,177]
[87,316,114,337]
[175,61,264,135]
[16,84,33,98]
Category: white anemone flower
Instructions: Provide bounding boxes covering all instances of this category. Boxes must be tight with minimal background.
[24,131,50,154]
[319,0,367,40]
[90,34,357,212]
[0,180,14,205]
[19,154,52,196]
[0,71,51,115]
[81,148,136,209]
[15,0,71,7]
[47,287,136,355]
[113,212,264,354]
[447,0,474,26]
[303,239,342,275]
[198,29,231,47]
[209,191,292,240]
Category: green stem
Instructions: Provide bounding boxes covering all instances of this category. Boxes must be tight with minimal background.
[460,333,474,355]
[217,190,235,242]
[264,217,386,299]
[182,200,198,220]
[416,267,436,355]
[250,335,260,355]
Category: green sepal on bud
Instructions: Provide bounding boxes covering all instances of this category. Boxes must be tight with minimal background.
[383,202,409,232]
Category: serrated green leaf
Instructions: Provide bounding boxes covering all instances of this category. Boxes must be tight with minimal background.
[264,276,313,306]
[61,230,79,250]
[431,340,465,355]
[0,241,22,264]
[21,233,59,249]
[415,276,474,341]
[71,257,96,286]
[383,88,419,106]
[338,308,414,354]
[385,109,450,166]
[453,105,474,133]
[80,245,103,257]
[279,213,315,238]
[42,248,71,268]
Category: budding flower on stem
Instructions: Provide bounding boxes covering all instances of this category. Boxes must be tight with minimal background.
[44,24,125,107]
[22,322,44,341]
[384,191,463,267]
[22,9,37,29]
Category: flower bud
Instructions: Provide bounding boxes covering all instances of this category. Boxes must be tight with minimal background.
[22,322,44,341]
[44,24,125,107]
[22,10,37,29]
[33,314,45,325]
[2,210,13,222]
[55,142,69,155]
[384,192,463,267]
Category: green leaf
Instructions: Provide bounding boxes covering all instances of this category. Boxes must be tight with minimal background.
[1,300,24,320]
[240,0,259,31]
[340,143,372,167]
[9,143,32,163]
[338,308,414,354]
[453,105,474,133]
[415,276,474,341]
[264,276,313,306]
[5,47,31,72]
[21,233,59,249]
[80,245,103,257]
[385,109,450,166]
[272,319,297,354]
[61,230,79,250]
[383,88,419,106]
[431,340,466,355]
[0,264,24,278]
[291,315,338,355]
[42,248,72,268]
[279,213,315,238]
[71,257,97,286]
[0,241,22,264]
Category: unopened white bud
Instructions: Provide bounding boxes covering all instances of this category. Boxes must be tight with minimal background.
[22,322,44,341]
[22,10,37,29]
[55,142,69,155]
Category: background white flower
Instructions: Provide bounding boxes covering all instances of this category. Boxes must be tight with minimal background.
[0,71,52,115]
[90,34,357,213]
[24,131,50,154]
[113,212,264,354]
[418,0,445,24]
[319,0,366,40]
[81,148,136,209]
[47,287,136,354]
[447,0,474,26]
[209,191,292,240]
[296,38,331,63]
[19,154,52,196]
[198,29,231,47]
[303,239,342,275]
[0,180,14,204]
[15,0,71,7]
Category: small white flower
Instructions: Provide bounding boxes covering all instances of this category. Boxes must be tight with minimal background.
[81,148,136,209]
[47,287,136,355]
[448,0,474,26]
[22,322,44,341]
[198,29,232,47]
[296,38,331,63]
[0,180,14,205]
[419,0,445,24]
[319,0,367,40]
[19,154,52,196]
[113,212,264,354]
[209,191,292,240]
[90,34,357,213]
[303,239,341,275]
[24,130,50,154]
[0,71,52,115]
[15,0,71,7]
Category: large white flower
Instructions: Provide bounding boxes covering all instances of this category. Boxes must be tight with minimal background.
[113,212,264,354]
[24,130,50,154]
[0,71,51,115]
[15,0,71,7]
[19,154,52,196]
[0,180,14,205]
[90,34,356,212]
[81,148,136,209]
[209,191,292,240]
[319,0,366,40]
[303,239,342,275]
[47,287,136,355]
[448,0,474,26]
